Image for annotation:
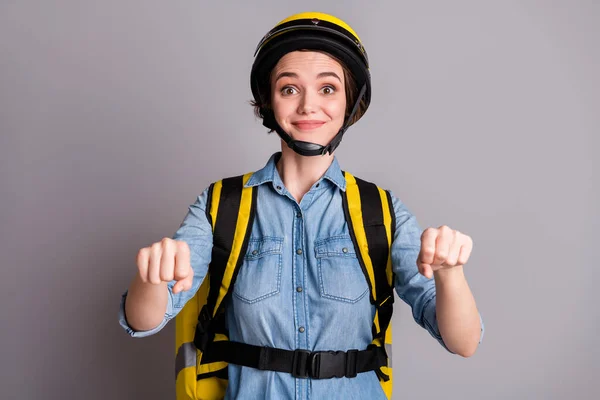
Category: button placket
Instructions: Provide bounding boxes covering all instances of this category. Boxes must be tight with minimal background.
[293,203,308,353]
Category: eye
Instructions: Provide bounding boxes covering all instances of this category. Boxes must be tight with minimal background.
[281,86,298,96]
[320,85,336,95]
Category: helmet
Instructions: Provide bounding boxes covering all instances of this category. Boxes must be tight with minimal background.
[250,12,371,156]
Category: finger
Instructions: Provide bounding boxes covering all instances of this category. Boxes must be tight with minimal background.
[177,271,195,293]
[422,264,433,279]
[159,238,175,282]
[457,235,473,265]
[173,273,193,293]
[136,248,150,283]
[148,242,162,284]
[443,231,462,267]
[416,257,434,279]
[173,241,192,293]
[174,241,191,281]
[433,226,453,266]
[419,228,438,266]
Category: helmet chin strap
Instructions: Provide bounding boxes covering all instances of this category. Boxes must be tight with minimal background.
[263,84,367,157]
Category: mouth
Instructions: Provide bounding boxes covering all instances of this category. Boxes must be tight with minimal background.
[291,120,326,131]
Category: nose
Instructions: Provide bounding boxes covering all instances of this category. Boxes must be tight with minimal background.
[297,90,319,115]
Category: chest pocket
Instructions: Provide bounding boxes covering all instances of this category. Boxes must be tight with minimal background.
[233,236,283,304]
[315,235,369,303]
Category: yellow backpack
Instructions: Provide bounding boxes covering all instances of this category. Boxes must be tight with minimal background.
[175,171,396,399]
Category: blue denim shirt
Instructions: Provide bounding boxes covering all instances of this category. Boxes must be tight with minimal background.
[119,152,484,399]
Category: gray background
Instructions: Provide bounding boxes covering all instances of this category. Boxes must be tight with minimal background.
[1,1,597,399]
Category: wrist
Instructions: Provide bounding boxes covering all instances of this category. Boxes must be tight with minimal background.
[433,265,465,286]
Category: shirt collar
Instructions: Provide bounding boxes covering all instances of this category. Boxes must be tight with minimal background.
[245,152,347,192]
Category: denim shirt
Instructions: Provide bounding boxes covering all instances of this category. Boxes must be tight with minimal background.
[119,152,484,399]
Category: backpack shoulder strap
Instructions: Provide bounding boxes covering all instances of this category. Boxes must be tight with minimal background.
[341,171,395,304]
[194,172,257,351]
[341,171,395,389]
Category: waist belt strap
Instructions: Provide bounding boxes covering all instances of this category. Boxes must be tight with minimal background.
[201,341,387,379]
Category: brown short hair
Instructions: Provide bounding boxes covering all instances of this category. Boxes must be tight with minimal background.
[251,50,368,130]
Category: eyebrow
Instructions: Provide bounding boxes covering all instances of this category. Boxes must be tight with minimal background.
[274,71,342,83]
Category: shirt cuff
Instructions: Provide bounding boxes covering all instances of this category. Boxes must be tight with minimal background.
[478,312,485,344]
[118,289,174,338]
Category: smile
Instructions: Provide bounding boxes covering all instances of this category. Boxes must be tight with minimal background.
[292,121,326,131]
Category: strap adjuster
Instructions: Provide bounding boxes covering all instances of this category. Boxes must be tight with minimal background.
[291,349,312,378]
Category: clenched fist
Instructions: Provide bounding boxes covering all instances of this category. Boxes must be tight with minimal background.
[417,225,473,279]
[136,238,194,294]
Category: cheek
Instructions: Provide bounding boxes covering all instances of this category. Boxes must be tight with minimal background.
[272,95,295,121]
[326,97,347,121]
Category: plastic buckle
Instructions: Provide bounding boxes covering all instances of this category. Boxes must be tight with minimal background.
[291,349,312,378]
[292,349,356,379]
[313,351,346,379]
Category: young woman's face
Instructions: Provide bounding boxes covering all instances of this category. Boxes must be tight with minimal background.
[270,51,346,147]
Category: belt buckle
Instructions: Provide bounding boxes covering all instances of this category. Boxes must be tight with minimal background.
[292,349,348,379]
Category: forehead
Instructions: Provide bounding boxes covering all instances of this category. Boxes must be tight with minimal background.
[272,51,344,76]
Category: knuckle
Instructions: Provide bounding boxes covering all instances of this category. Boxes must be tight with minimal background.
[176,240,190,254]
[439,225,452,235]
[160,268,173,282]
[175,264,191,279]
[161,237,174,249]
[151,242,161,253]
[424,247,435,256]
[136,248,148,262]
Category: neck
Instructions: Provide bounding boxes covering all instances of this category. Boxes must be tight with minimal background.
[276,143,334,203]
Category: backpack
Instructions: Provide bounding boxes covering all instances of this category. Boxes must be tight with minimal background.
[175,171,396,400]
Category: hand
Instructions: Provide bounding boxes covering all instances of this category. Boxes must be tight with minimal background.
[417,225,473,279]
[136,238,194,293]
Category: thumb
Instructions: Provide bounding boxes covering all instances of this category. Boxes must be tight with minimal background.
[419,263,433,280]
[173,271,194,293]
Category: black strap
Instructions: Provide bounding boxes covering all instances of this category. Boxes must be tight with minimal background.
[340,173,395,383]
[353,176,392,302]
[341,175,395,335]
[194,176,257,353]
[201,341,387,380]
[207,175,245,313]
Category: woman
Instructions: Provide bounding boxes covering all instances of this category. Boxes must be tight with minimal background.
[119,12,484,400]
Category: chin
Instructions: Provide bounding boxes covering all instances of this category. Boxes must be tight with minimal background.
[289,129,335,146]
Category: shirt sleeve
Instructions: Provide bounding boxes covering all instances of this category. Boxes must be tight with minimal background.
[389,191,484,352]
[118,187,214,337]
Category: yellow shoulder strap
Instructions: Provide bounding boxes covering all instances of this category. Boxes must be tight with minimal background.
[342,171,395,400]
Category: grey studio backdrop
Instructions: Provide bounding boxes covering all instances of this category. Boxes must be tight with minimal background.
[1,1,597,399]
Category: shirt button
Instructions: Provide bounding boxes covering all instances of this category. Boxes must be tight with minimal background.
[342,247,348,253]
[299,327,305,333]
[316,183,320,188]
[276,185,282,190]
[296,212,302,218]
[296,249,303,255]
[296,287,303,293]
[252,250,258,255]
